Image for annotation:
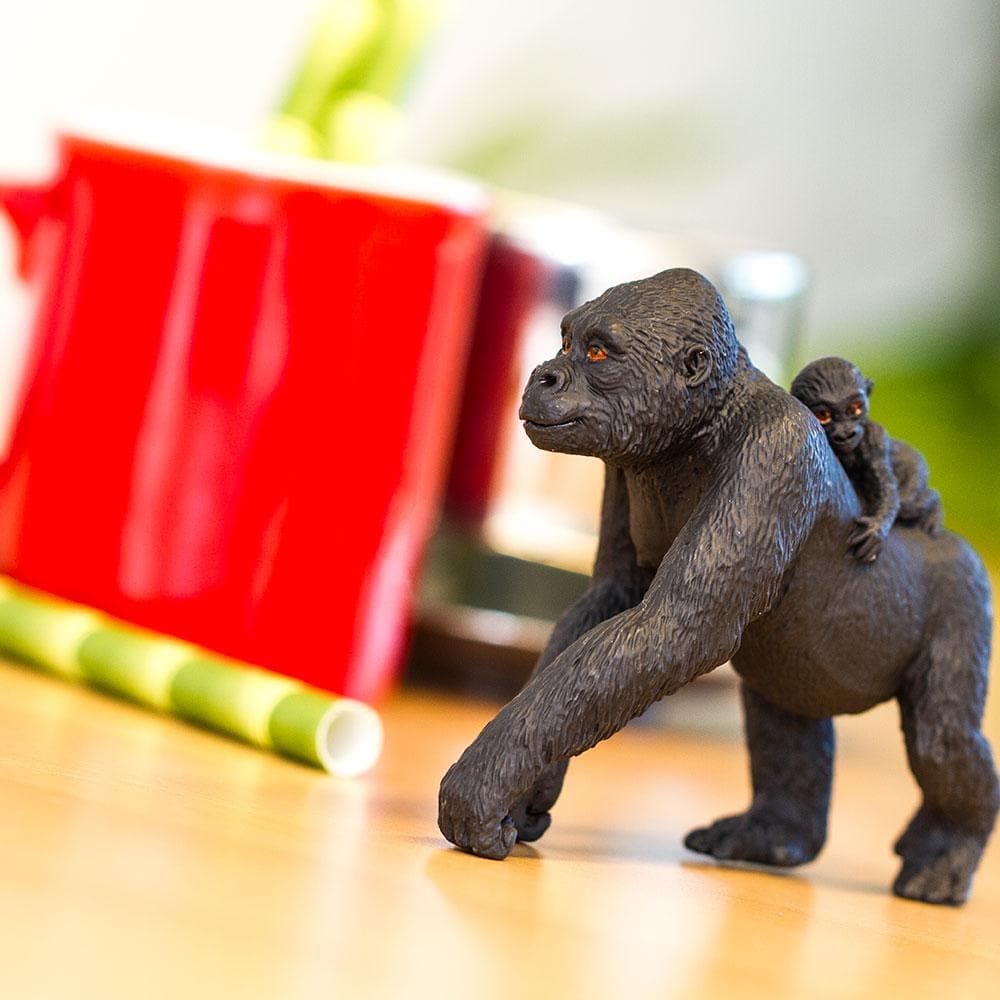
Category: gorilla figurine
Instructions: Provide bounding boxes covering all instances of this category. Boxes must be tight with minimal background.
[791,356,942,562]
[438,268,998,906]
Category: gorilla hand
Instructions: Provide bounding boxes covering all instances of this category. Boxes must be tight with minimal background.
[849,515,888,562]
[508,760,569,843]
[438,717,529,860]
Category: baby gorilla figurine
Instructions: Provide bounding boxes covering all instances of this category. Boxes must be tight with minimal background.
[791,357,942,562]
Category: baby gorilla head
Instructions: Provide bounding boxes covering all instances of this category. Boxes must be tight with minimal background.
[791,357,874,456]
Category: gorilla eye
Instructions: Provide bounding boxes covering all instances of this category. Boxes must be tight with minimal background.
[814,408,832,425]
[561,337,571,355]
[586,344,608,362]
[847,401,863,417]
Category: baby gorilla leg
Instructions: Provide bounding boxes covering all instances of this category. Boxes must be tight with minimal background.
[915,488,943,535]
[685,683,833,866]
[894,625,999,905]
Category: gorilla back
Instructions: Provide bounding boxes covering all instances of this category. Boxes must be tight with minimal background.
[439,268,997,906]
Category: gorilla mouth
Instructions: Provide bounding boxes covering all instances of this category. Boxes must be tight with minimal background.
[523,417,580,431]
[835,428,864,452]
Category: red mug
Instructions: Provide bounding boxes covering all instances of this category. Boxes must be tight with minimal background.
[0,117,487,702]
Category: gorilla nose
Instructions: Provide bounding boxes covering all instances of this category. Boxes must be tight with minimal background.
[832,427,860,445]
[530,362,568,390]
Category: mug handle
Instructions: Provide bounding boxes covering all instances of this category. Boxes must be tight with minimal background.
[0,182,53,279]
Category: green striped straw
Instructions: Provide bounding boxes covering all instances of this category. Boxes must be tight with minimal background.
[0,578,383,777]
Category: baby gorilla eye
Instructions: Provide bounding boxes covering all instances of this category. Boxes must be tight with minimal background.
[561,337,571,355]
[814,407,832,425]
[586,344,608,362]
[847,401,864,417]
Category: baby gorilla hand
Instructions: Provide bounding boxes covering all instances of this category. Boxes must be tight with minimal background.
[849,515,888,562]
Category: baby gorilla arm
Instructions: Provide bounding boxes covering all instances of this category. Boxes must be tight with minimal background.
[849,421,900,561]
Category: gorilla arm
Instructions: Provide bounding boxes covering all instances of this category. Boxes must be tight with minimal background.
[438,419,823,859]
[849,421,900,561]
[535,465,655,673]
[507,464,656,842]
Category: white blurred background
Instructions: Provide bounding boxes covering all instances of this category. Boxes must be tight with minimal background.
[2,0,999,546]
[3,1,997,343]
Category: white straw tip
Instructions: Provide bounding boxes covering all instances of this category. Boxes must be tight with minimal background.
[316,701,384,777]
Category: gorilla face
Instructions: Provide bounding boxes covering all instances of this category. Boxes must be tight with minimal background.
[519,269,737,464]
[790,358,873,457]
[814,396,867,454]
[519,311,638,459]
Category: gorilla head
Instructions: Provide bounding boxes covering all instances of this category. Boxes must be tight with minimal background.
[518,269,742,462]
[790,357,874,456]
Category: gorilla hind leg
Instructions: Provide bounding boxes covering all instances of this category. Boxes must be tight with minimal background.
[685,683,833,867]
[894,621,999,905]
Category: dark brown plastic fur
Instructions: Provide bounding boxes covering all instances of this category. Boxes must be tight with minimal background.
[438,268,998,905]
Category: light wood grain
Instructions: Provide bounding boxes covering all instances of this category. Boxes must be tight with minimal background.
[2,654,999,1000]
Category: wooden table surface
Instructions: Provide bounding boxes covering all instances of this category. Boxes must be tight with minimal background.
[3,656,999,1000]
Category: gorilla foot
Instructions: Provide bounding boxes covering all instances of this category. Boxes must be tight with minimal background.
[893,811,986,905]
[892,842,982,905]
[684,811,823,868]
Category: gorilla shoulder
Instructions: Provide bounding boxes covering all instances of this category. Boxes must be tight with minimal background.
[736,376,833,491]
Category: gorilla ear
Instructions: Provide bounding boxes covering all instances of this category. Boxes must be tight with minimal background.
[683,347,712,387]
[865,377,875,397]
